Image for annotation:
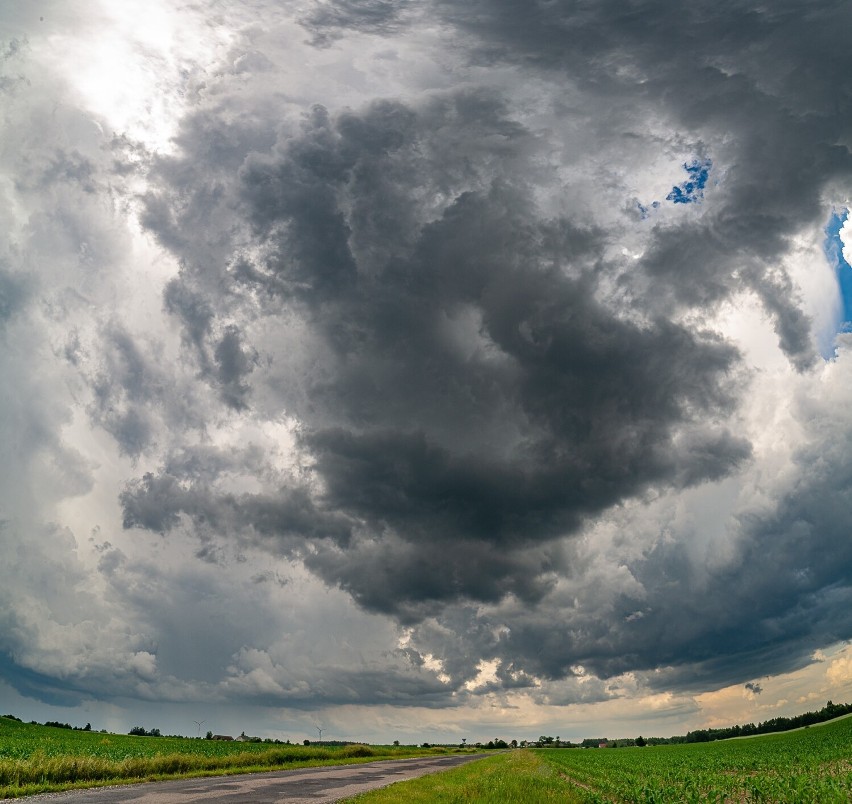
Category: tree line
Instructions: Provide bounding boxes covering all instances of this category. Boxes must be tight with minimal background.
[532,700,852,748]
[679,700,852,744]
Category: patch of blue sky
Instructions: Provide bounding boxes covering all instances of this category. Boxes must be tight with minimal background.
[636,200,660,219]
[666,158,712,204]
[637,158,712,218]
[824,208,852,338]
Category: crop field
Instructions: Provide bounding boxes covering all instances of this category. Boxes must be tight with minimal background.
[540,713,852,802]
[1,717,309,762]
[0,716,455,798]
[347,715,852,803]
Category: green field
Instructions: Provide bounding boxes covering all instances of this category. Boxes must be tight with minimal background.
[343,749,580,803]
[346,715,852,803]
[8,714,852,802]
[0,717,460,798]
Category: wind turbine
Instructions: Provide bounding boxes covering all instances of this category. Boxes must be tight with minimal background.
[193,719,206,737]
[315,725,325,742]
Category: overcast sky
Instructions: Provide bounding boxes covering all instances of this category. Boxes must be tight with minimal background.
[3,0,852,745]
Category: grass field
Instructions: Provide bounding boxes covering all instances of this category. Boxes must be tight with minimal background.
[0,717,462,799]
[345,714,852,803]
[342,749,581,803]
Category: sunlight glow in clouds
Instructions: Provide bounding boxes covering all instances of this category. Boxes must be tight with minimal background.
[42,0,229,152]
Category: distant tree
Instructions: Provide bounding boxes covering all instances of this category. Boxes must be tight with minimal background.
[393,740,399,746]
[510,739,518,748]
[303,739,311,746]
[84,723,91,731]
[129,726,160,737]
[206,731,213,740]
[636,735,646,747]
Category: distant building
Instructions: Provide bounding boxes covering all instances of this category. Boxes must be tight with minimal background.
[212,734,234,741]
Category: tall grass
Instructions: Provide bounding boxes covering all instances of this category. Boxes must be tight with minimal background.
[0,743,453,798]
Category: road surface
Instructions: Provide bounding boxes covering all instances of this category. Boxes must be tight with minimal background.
[7,753,489,803]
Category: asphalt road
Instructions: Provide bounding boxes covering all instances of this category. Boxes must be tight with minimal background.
[8,753,489,803]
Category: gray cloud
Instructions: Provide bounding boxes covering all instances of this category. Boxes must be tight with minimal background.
[402,373,852,693]
[434,0,852,368]
[100,1,852,700]
[300,0,413,46]
[121,470,353,546]
[135,89,752,624]
[0,265,30,323]
[6,0,852,734]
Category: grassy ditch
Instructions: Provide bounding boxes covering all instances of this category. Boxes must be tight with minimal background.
[342,749,582,803]
[0,717,465,799]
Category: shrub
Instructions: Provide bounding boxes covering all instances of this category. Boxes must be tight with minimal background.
[340,745,375,758]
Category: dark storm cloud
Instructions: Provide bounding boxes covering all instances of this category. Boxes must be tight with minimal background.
[435,0,852,368]
[87,326,159,458]
[301,0,411,46]
[135,89,751,621]
[213,325,258,409]
[411,400,852,694]
[302,529,559,624]
[163,279,214,365]
[0,655,87,708]
[634,422,852,691]
[121,470,353,546]
[0,265,30,323]
[222,663,458,708]
[109,0,852,706]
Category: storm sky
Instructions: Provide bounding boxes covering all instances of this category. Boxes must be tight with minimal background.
[3,0,852,743]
